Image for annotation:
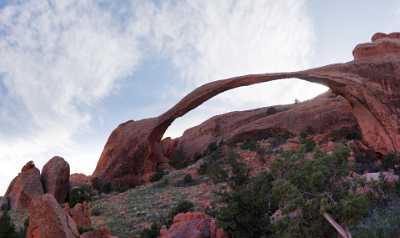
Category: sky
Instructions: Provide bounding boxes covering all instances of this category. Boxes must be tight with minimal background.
[0,0,399,194]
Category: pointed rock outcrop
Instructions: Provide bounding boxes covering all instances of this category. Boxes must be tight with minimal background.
[4,161,44,210]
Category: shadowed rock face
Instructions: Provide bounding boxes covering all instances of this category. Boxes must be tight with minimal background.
[93,32,400,187]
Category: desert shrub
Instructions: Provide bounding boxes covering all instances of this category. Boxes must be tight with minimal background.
[216,172,277,238]
[175,174,195,187]
[330,126,362,141]
[69,185,93,208]
[382,152,400,171]
[78,226,95,234]
[149,170,167,182]
[354,150,380,174]
[139,222,161,238]
[240,139,258,151]
[217,145,373,238]
[226,149,249,188]
[166,200,194,226]
[300,138,316,153]
[197,147,228,183]
[183,174,193,184]
[351,200,400,238]
[169,148,190,169]
[0,211,24,238]
[92,177,112,194]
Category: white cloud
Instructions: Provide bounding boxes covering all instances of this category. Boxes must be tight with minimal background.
[0,0,325,192]
[0,0,141,193]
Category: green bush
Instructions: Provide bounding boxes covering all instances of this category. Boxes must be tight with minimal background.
[240,139,258,151]
[383,152,399,171]
[92,177,112,194]
[169,148,190,169]
[216,145,374,238]
[166,200,194,226]
[150,170,166,182]
[351,201,400,238]
[0,211,25,238]
[78,226,95,234]
[226,149,249,188]
[183,174,193,184]
[216,172,277,238]
[299,137,316,153]
[139,222,160,238]
[69,185,93,208]
[197,147,228,184]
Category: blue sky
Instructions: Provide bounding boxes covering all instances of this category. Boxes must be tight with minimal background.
[0,0,398,193]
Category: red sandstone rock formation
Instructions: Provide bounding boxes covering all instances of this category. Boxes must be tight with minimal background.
[160,212,227,238]
[41,156,70,204]
[64,202,92,228]
[70,173,92,188]
[4,161,44,210]
[93,32,400,188]
[176,92,356,160]
[27,194,80,238]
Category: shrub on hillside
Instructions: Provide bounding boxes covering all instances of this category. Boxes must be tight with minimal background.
[197,147,228,184]
[149,170,167,183]
[139,222,161,238]
[69,185,93,208]
[169,148,190,169]
[226,149,249,188]
[351,200,400,238]
[216,172,277,238]
[216,145,377,238]
[166,200,194,226]
[0,211,26,238]
[240,139,258,151]
[92,177,112,194]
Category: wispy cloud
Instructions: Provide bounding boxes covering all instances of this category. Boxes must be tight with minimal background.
[0,0,142,192]
[0,0,323,192]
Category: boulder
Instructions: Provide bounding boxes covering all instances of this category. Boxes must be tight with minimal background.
[27,194,80,238]
[64,202,91,228]
[41,156,70,204]
[4,161,44,210]
[160,212,227,238]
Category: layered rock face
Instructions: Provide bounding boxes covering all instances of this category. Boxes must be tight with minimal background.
[27,194,80,238]
[41,156,70,203]
[176,92,356,160]
[5,161,44,210]
[93,32,400,188]
[160,212,227,238]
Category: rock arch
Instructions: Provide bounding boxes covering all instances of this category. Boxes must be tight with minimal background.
[92,32,400,187]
